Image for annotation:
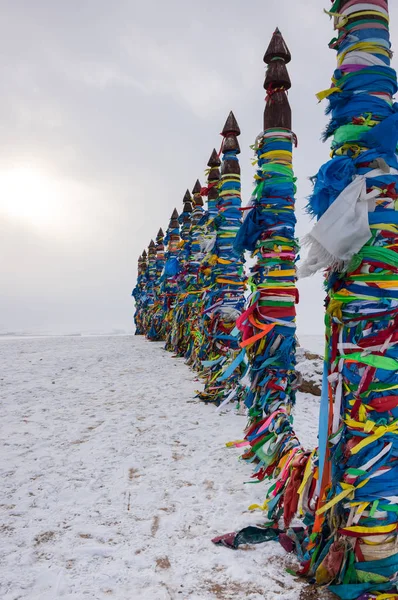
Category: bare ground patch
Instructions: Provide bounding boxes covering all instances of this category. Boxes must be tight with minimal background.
[156,557,171,570]
[299,585,337,600]
[34,531,56,545]
[128,468,141,481]
[151,515,160,537]
[204,580,264,599]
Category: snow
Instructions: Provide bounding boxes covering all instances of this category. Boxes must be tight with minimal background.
[298,335,324,357]
[1,335,324,600]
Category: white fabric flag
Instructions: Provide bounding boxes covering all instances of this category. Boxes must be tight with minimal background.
[299,168,398,278]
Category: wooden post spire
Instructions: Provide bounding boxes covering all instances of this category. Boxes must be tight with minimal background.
[263,28,292,131]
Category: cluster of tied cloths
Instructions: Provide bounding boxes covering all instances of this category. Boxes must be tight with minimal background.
[298,2,398,598]
[184,163,235,374]
[147,238,167,341]
[132,262,148,335]
[168,207,194,355]
[186,188,219,371]
[197,153,247,405]
[139,245,157,337]
[183,205,209,368]
[160,226,182,349]
[170,204,207,362]
[226,128,315,533]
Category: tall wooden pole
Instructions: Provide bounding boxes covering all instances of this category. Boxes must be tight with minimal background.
[232,30,302,523]
[198,112,246,403]
[144,239,157,337]
[147,228,166,341]
[163,208,181,349]
[301,1,398,594]
[170,190,194,355]
[186,150,221,369]
[132,251,147,335]
[176,180,206,360]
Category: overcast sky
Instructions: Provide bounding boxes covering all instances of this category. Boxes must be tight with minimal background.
[1,0,397,336]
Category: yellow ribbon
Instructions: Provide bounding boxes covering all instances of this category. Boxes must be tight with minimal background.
[342,523,396,535]
[334,143,365,159]
[248,499,268,512]
[259,150,293,161]
[216,278,245,286]
[316,87,342,102]
[369,223,398,233]
[338,41,391,66]
[317,479,369,515]
[225,440,245,448]
[345,418,398,454]
[267,269,296,277]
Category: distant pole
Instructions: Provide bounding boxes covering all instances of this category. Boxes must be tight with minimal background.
[169,191,193,354]
[177,190,193,292]
[155,228,165,287]
[175,181,206,359]
[163,208,181,350]
[206,149,222,219]
[191,179,204,224]
[185,150,221,369]
[144,239,157,337]
[180,190,193,242]
[132,251,147,335]
[147,228,166,341]
[198,112,246,403]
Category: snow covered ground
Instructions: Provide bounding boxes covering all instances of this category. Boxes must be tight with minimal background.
[1,335,325,600]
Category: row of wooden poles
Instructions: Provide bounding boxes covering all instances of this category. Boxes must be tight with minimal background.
[132,3,398,598]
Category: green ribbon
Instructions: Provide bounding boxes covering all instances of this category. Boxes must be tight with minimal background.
[340,352,398,371]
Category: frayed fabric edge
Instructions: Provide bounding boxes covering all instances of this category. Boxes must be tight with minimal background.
[298,234,345,279]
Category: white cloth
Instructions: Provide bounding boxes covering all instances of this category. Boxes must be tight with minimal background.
[340,51,387,67]
[216,388,237,412]
[341,3,389,18]
[200,233,216,253]
[299,168,398,278]
[242,196,255,222]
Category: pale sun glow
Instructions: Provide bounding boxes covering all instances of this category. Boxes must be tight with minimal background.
[0,166,59,228]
